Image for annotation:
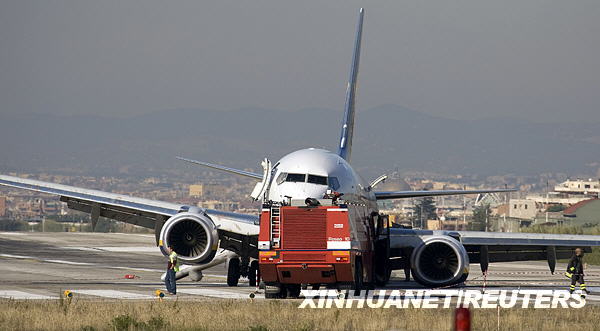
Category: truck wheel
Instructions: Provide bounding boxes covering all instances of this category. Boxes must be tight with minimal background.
[227,257,240,287]
[287,284,301,298]
[265,283,283,299]
[353,258,364,295]
[248,260,258,287]
[374,239,392,286]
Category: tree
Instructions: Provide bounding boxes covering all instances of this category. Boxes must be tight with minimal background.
[470,204,492,231]
[412,197,437,228]
[547,204,566,212]
[0,219,28,231]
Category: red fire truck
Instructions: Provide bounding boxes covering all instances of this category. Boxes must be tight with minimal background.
[257,198,391,299]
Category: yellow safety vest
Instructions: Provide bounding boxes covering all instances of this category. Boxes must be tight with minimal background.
[169,251,180,272]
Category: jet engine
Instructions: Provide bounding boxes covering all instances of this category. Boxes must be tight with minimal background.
[410,236,469,287]
[159,211,219,264]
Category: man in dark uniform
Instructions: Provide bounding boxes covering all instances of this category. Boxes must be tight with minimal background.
[566,248,589,297]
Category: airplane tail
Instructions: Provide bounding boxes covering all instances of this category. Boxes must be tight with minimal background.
[337,8,364,162]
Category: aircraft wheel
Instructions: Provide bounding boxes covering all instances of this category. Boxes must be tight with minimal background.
[227,257,241,287]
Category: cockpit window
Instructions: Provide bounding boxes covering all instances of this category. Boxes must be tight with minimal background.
[307,174,327,185]
[328,177,340,190]
[285,173,306,183]
[276,172,287,185]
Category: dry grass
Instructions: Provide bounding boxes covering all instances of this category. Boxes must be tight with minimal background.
[1,298,599,331]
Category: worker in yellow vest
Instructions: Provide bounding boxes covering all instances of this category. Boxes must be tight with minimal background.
[165,245,179,295]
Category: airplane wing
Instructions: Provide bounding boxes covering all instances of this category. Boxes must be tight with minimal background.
[388,227,600,277]
[0,174,258,247]
[374,188,516,200]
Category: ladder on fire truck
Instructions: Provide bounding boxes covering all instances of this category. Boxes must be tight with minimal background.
[270,202,281,248]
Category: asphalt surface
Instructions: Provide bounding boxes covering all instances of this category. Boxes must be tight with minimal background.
[1,232,599,303]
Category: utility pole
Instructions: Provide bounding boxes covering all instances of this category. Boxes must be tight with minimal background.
[503,184,507,232]
[546,180,549,224]
[462,185,467,230]
[420,202,424,229]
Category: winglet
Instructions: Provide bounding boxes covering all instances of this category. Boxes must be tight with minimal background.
[176,157,262,180]
[337,8,364,162]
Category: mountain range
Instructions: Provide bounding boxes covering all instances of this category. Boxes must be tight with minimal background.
[1,105,599,179]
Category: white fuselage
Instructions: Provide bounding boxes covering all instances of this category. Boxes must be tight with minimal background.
[266,148,376,208]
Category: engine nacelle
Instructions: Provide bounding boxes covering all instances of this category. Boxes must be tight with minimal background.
[159,212,219,264]
[410,235,469,287]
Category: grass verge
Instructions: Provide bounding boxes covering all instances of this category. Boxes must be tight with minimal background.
[1,299,600,331]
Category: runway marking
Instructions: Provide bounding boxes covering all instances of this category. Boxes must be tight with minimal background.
[44,259,94,266]
[176,288,259,299]
[0,253,34,259]
[65,246,159,253]
[95,246,159,253]
[0,232,26,235]
[63,247,100,252]
[112,233,155,238]
[73,290,154,299]
[1,253,162,272]
[110,266,163,273]
[0,290,55,300]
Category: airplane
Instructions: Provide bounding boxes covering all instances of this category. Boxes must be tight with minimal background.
[2,8,600,295]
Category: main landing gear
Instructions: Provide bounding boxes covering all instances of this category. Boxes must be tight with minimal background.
[226,257,259,287]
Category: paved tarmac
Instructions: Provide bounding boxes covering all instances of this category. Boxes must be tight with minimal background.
[1,232,599,303]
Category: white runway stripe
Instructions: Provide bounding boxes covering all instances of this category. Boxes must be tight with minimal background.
[0,290,55,300]
[44,259,94,266]
[65,246,159,253]
[73,290,154,299]
[176,288,259,299]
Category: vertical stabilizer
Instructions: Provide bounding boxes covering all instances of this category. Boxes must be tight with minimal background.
[337,8,364,162]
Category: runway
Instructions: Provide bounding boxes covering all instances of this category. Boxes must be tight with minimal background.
[1,232,599,303]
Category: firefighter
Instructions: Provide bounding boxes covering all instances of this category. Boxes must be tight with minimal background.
[565,248,589,297]
[165,245,179,295]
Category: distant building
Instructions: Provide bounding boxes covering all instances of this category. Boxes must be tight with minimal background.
[554,179,600,196]
[426,219,467,231]
[508,199,537,220]
[189,183,225,198]
[189,184,205,197]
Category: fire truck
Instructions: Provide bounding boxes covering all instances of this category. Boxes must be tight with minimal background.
[257,195,392,299]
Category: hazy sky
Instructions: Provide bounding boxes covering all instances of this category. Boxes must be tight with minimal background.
[1,1,599,122]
